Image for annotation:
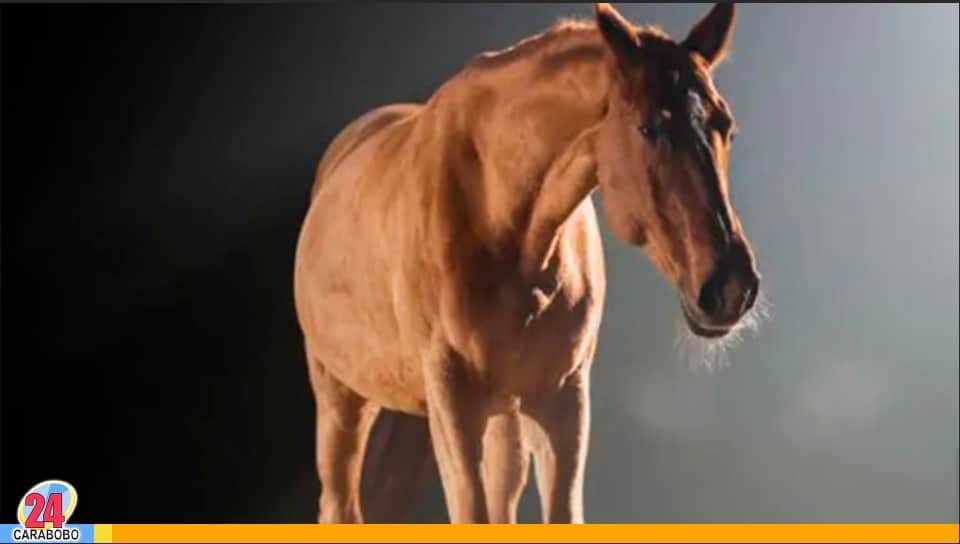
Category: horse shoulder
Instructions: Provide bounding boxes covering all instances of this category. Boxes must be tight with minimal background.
[429,198,605,397]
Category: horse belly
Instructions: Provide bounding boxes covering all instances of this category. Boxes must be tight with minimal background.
[294,179,428,416]
[305,290,427,415]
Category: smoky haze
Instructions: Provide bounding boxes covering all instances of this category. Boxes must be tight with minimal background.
[1,3,957,523]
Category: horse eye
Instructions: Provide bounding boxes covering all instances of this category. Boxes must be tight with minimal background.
[638,124,658,141]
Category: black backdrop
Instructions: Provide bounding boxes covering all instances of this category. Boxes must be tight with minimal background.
[1,4,505,522]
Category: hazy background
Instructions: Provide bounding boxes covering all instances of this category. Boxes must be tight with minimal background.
[2,3,957,522]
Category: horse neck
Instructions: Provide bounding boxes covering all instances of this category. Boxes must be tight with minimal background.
[425,27,612,266]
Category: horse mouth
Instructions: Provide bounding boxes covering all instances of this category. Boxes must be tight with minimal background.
[680,298,732,338]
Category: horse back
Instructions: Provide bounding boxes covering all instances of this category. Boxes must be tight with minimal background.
[310,103,423,199]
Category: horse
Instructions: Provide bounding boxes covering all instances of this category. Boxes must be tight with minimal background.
[293,2,760,524]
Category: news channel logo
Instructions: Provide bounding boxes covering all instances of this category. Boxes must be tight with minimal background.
[2,480,94,544]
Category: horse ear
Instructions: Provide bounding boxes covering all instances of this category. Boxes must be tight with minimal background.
[595,3,639,66]
[682,3,736,70]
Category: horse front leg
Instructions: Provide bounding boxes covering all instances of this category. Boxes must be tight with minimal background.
[423,351,490,523]
[524,369,590,524]
[482,411,530,523]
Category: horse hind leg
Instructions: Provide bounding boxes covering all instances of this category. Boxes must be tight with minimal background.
[307,351,378,523]
[482,411,530,523]
[360,409,434,522]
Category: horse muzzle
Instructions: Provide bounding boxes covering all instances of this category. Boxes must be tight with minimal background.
[682,243,760,337]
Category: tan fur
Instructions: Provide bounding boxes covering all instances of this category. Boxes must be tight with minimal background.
[294,3,757,523]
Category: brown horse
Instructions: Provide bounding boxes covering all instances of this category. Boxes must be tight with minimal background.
[294,2,760,523]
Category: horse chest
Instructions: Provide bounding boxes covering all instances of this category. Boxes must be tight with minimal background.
[446,262,603,397]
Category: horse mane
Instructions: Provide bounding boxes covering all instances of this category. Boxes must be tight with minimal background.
[466,17,672,71]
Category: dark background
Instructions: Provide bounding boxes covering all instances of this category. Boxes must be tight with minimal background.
[2,4,957,523]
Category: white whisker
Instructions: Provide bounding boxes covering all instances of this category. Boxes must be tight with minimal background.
[673,288,771,372]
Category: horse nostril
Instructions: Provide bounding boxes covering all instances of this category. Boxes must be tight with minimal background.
[697,245,758,323]
[697,273,724,318]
